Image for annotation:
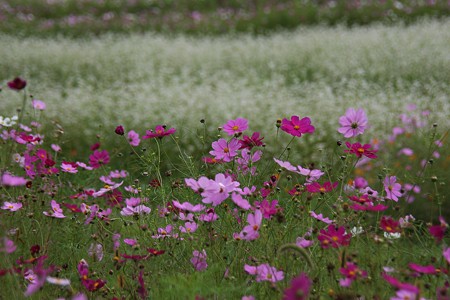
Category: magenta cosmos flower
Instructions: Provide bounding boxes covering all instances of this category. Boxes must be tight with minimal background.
[318,225,351,248]
[338,108,368,138]
[223,118,248,136]
[244,263,284,283]
[283,273,311,300]
[383,176,402,201]
[306,181,338,194]
[191,249,207,271]
[142,125,176,139]
[89,150,110,169]
[281,116,315,137]
[209,138,240,162]
[344,142,378,159]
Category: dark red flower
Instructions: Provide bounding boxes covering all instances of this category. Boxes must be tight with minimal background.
[8,77,27,91]
[115,125,125,136]
[239,132,265,149]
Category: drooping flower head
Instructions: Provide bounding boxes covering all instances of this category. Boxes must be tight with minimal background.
[223,118,248,136]
[338,108,368,138]
[280,116,315,137]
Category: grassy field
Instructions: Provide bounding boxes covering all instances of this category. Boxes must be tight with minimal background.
[1,12,450,300]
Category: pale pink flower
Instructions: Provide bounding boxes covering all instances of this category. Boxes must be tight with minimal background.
[43,200,65,218]
[1,201,23,211]
[209,138,240,162]
[61,162,78,173]
[31,99,46,110]
[127,130,140,146]
[223,118,248,136]
[191,249,207,271]
[338,108,368,138]
[384,176,402,201]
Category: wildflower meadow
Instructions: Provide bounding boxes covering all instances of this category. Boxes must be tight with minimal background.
[1,3,450,299]
[0,73,449,299]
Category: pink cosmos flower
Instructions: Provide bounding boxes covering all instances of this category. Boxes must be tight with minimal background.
[281,116,315,137]
[408,263,437,275]
[223,118,248,136]
[0,238,17,253]
[283,272,311,300]
[274,158,298,171]
[201,173,240,206]
[237,210,263,241]
[191,249,207,271]
[127,130,140,146]
[43,200,65,218]
[89,150,110,169]
[429,216,448,243]
[92,181,123,197]
[179,222,198,233]
[209,138,240,162]
[382,273,419,294]
[254,199,278,219]
[339,263,367,287]
[199,209,218,222]
[7,77,27,91]
[244,263,284,283]
[296,229,314,248]
[123,238,138,246]
[61,162,78,173]
[237,149,262,175]
[142,125,176,139]
[306,181,338,194]
[1,172,27,186]
[345,142,378,159]
[384,176,402,201]
[1,201,23,211]
[296,166,324,182]
[310,211,334,224]
[231,192,251,210]
[172,200,205,212]
[318,225,351,248]
[443,247,450,264]
[120,197,151,216]
[239,132,264,149]
[338,108,368,138]
[31,99,46,110]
